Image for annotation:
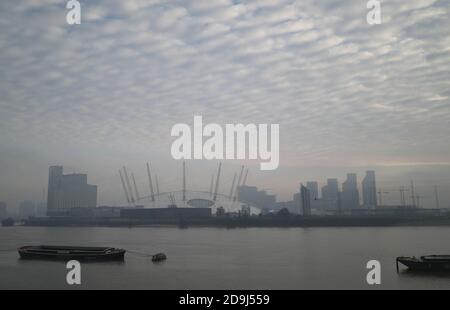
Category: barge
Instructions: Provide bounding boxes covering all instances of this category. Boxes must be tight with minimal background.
[18,245,126,261]
[396,255,450,271]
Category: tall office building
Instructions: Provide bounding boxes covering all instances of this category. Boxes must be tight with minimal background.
[47,166,97,216]
[341,173,360,209]
[306,181,319,200]
[237,185,276,210]
[321,178,339,210]
[47,165,63,215]
[362,170,377,209]
[19,201,36,219]
[300,185,311,216]
[36,202,47,217]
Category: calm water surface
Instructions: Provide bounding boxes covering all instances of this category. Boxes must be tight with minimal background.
[1,226,450,289]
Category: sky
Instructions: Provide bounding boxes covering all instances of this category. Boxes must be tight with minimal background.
[0,0,450,211]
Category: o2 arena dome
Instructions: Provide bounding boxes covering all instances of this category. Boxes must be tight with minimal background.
[118,162,260,215]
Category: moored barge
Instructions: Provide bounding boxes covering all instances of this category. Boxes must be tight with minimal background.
[18,245,126,261]
[396,255,450,271]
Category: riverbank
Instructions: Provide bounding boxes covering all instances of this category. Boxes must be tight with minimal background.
[20,214,450,228]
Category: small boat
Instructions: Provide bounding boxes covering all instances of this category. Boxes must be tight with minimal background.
[152,253,167,262]
[396,255,450,271]
[18,245,126,261]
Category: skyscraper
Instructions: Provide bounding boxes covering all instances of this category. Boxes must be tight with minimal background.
[47,166,63,216]
[306,181,319,200]
[237,185,276,210]
[19,201,36,219]
[300,184,311,216]
[322,178,339,210]
[47,166,97,216]
[362,170,377,209]
[341,173,360,209]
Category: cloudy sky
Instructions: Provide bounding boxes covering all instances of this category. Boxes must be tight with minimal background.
[1,0,450,210]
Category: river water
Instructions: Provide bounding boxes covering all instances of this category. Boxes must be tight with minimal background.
[1,226,450,289]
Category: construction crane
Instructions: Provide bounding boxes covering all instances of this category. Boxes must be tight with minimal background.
[415,194,425,208]
[410,180,416,207]
[377,190,389,206]
[400,187,409,206]
[434,185,440,209]
[396,187,409,206]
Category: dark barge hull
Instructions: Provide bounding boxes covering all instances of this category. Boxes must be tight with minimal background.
[18,245,125,261]
[397,256,450,271]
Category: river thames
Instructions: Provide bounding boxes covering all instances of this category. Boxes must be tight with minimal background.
[1,226,450,289]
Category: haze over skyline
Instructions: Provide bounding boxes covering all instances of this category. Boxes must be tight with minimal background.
[1,0,450,210]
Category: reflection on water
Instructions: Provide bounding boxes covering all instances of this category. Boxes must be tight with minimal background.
[1,226,450,289]
[398,269,450,279]
[17,257,127,266]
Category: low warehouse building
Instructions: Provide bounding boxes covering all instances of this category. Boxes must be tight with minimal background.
[120,207,212,220]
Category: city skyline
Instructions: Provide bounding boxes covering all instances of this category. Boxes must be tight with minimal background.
[1,163,447,217]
